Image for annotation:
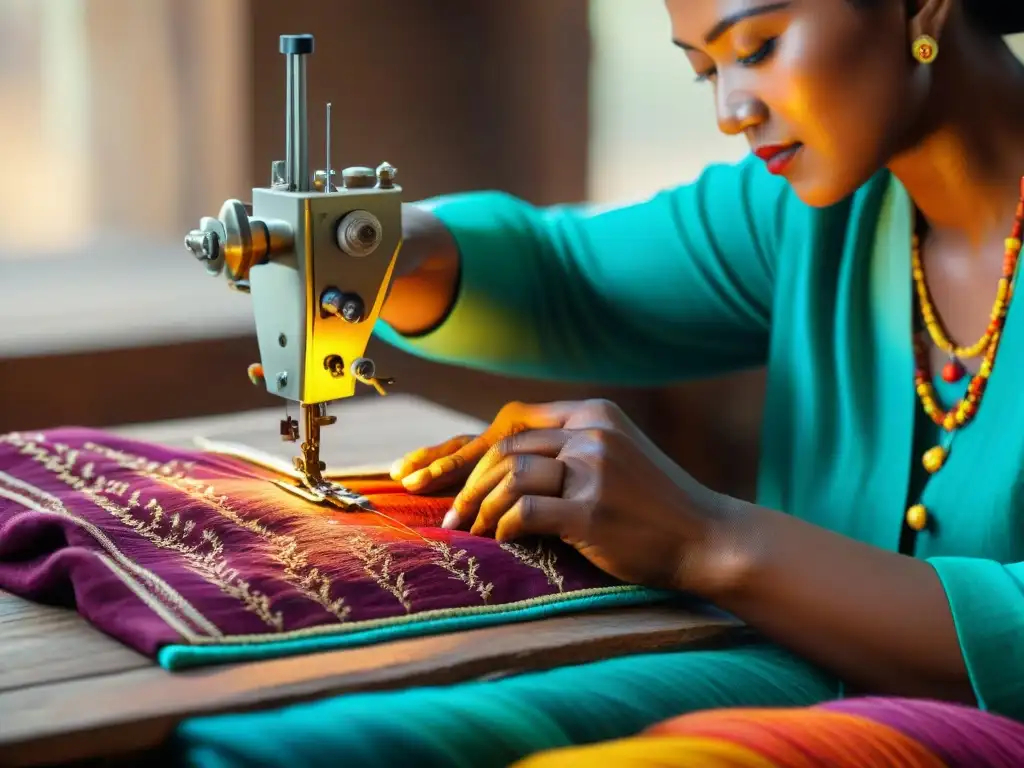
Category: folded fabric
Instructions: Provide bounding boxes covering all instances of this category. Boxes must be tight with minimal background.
[515,697,1024,767]
[175,644,841,768]
[0,428,666,670]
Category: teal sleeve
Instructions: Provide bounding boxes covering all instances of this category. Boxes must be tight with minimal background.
[928,557,1024,719]
[374,154,796,385]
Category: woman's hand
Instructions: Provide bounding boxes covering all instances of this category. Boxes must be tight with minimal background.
[390,400,568,493]
[393,399,746,593]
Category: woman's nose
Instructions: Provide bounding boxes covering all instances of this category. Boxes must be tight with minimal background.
[716,88,768,136]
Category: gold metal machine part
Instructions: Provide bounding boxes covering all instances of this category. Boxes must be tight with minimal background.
[183,34,402,510]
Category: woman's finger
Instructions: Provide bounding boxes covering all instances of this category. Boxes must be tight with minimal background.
[400,433,495,493]
[443,433,566,529]
[463,429,572,491]
[402,401,572,494]
[494,494,587,542]
[444,455,565,535]
[390,435,476,480]
[474,456,566,537]
[445,428,571,530]
[443,429,570,530]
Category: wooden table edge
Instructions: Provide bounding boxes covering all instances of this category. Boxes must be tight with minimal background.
[0,605,746,767]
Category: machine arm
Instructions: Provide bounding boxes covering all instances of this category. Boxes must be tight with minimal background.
[182,33,403,507]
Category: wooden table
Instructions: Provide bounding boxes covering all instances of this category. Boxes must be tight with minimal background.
[0,395,743,767]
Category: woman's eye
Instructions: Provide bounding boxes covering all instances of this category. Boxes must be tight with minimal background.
[692,37,777,83]
[737,37,777,67]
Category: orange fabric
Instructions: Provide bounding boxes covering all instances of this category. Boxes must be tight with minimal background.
[644,708,948,768]
[513,735,780,767]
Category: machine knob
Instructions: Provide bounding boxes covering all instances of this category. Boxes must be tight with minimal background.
[320,288,365,322]
[341,167,376,189]
[323,355,345,378]
[279,34,314,55]
[184,217,225,277]
[336,211,382,258]
[376,162,397,189]
[219,200,262,282]
[185,201,294,284]
[350,357,394,396]
[184,229,219,262]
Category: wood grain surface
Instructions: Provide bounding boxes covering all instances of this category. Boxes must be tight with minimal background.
[0,395,744,767]
[0,595,151,694]
[1,596,742,766]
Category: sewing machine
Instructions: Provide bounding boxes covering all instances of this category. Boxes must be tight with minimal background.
[183,33,401,509]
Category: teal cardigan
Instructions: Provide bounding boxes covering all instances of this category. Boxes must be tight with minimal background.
[376,155,1024,719]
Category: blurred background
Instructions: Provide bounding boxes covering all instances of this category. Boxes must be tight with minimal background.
[1,1,1021,500]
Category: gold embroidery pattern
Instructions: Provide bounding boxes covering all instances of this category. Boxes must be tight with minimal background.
[0,431,658,653]
[191,437,495,602]
[428,540,495,602]
[500,541,565,593]
[85,441,490,610]
[0,468,222,640]
[345,528,413,612]
[8,436,284,631]
[85,442,424,614]
[84,442,352,622]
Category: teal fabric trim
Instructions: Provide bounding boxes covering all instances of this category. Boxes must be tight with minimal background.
[158,588,673,670]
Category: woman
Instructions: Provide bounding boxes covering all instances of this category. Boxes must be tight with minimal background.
[178,1,1024,765]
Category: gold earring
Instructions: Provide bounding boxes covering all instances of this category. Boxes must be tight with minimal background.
[912,34,938,64]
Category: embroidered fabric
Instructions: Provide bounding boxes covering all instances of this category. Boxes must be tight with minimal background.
[0,429,665,669]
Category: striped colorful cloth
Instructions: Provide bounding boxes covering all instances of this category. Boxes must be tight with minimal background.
[514,698,1024,766]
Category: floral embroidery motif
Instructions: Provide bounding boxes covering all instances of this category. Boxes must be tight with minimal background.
[85,441,353,623]
[501,541,565,592]
[13,437,285,630]
[0,467,222,640]
[428,540,495,602]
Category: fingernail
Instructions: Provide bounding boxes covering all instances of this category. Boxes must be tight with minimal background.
[441,509,460,529]
[403,469,429,490]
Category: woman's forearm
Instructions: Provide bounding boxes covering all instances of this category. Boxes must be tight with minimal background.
[380,204,461,336]
[707,502,974,701]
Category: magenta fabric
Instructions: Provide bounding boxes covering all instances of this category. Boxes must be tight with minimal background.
[822,698,1024,767]
[0,428,660,666]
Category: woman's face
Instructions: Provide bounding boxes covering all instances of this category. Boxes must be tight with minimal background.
[665,0,923,207]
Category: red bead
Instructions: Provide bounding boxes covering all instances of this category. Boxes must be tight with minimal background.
[942,359,966,383]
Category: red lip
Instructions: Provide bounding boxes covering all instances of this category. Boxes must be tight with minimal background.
[753,143,802,175]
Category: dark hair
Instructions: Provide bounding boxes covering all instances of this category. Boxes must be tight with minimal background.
[851,1,1024,36]
[967,1,1024,35]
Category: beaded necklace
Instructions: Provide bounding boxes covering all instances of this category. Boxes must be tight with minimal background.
[905,177,1024,533]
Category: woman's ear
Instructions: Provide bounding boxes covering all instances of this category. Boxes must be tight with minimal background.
[907,0,955,43]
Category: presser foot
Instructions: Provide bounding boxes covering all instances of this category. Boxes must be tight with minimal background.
[271,477,375,512]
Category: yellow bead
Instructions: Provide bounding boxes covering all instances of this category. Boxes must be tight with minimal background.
[906,504,929,532]
[1006,238,1021,252]
[922,446,947,474]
